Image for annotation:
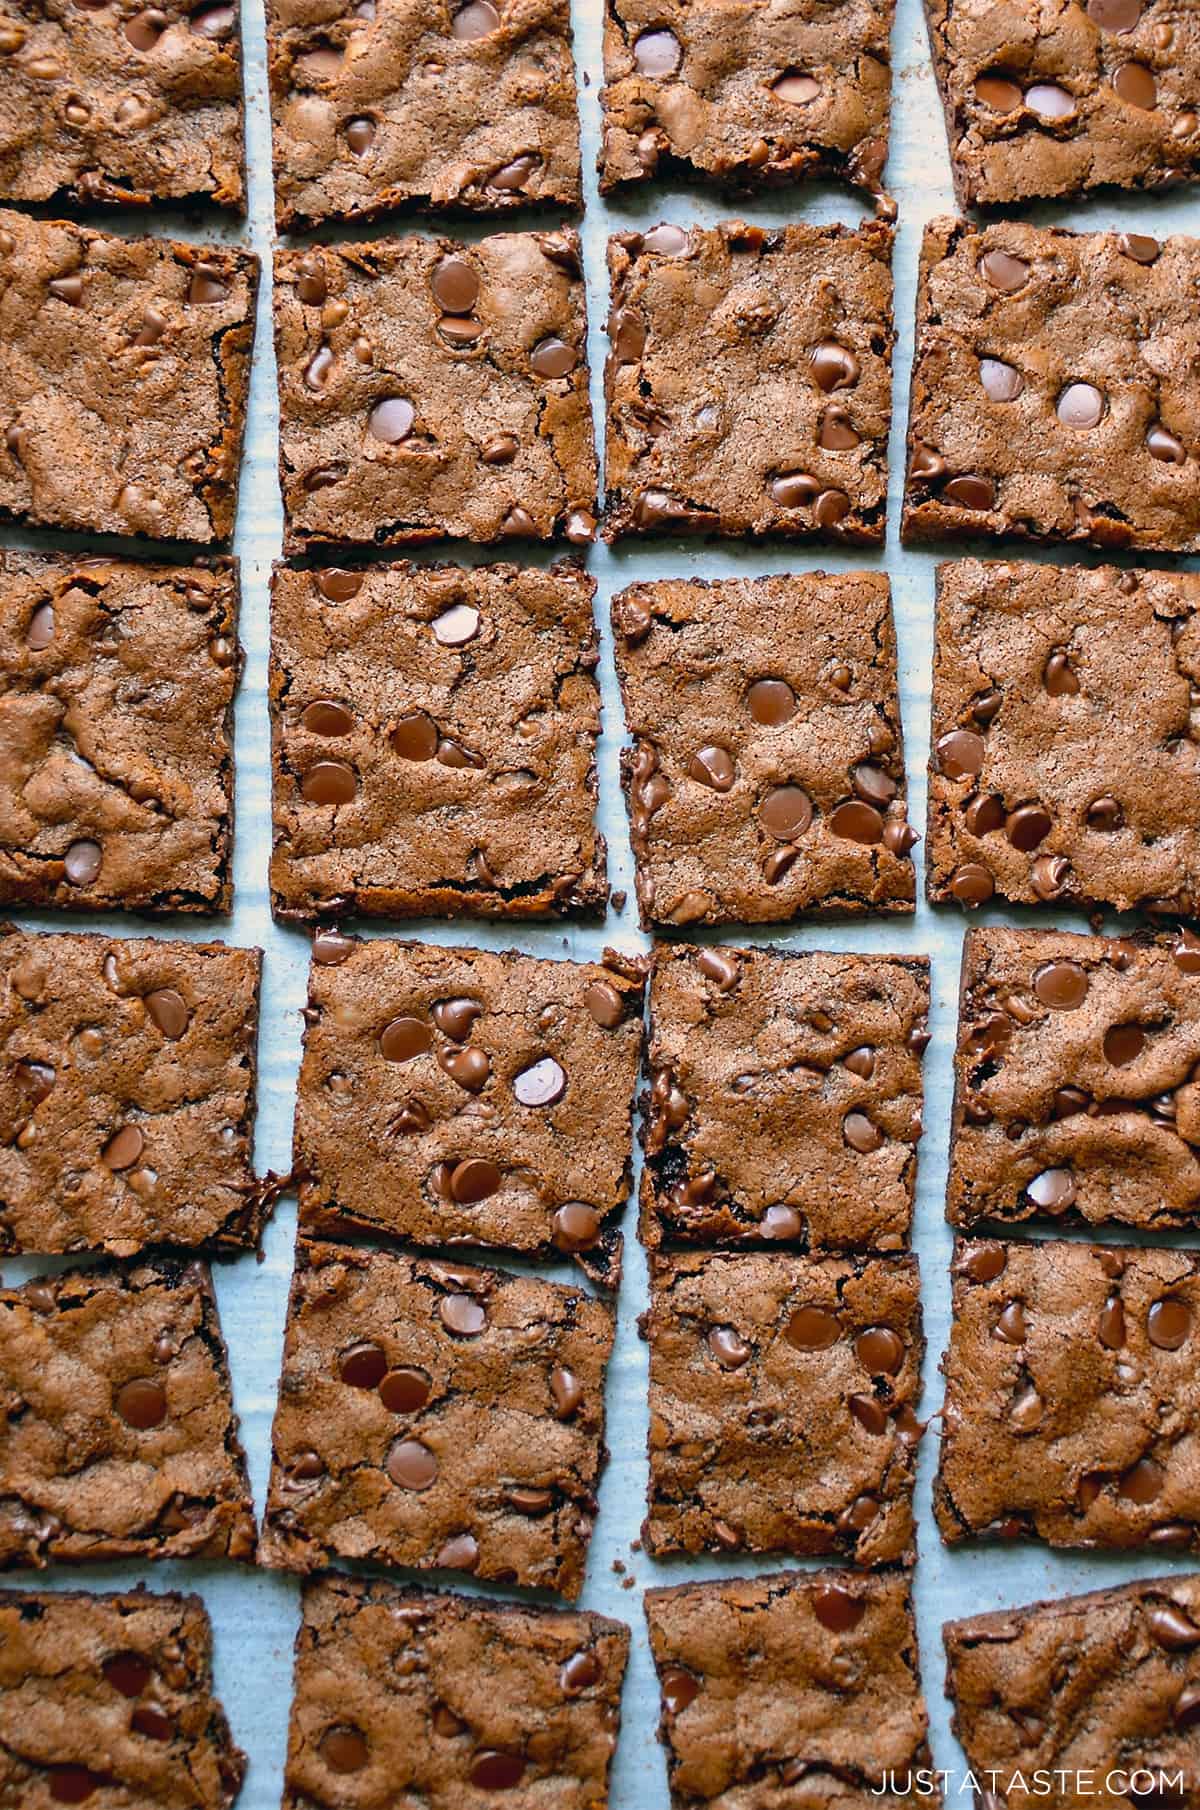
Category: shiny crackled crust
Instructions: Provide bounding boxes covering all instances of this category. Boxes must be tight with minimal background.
[0,212,257,543]
[936,1237,1200,1553]
[644,1249,924,1566]
[259,1240,615,1600]
[283,1574,628,1810]
[0,1257,257,1570]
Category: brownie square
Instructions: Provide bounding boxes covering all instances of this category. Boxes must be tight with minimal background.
[612,573,918,927]
[0,552,241,914]
[1,928,263,1256]
[642,943,928,1254]
[293,937,643,1287]
[924,0,1200,210]
[283,1573,628,1810]
[0,1258,257,1569]
[936,1236,1200,1553]
[902,219,1200,554]
[927,559,1200,915]
[645,1570,936,1810]
[598,0,895,201]
[267,0,582,228]
[275,229,596,550]
[0,1585,246,1807]
[0,211,257,543]
[604,220,894,545]
[0,0,244,210]
[948,927,1200,1236]
[260,1240,615,1599]
[269,560,606,922]
[644,1249,924,1565]
[944,1576,1200,1810]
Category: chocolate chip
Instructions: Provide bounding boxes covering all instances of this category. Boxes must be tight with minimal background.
[124,8,167,48]
[1006,804,1053,851]
[1031,854,1070,900]
[708,1325,751,1369]
[1114,62,1156,107]
[1120,1456,1164,1503]
[368,397,414,443]
[432,604,479,646]
[131,1705,173,1741]
[379,1367,431,1412]
[944,474,996,510]
[550,1366,583,1419]
[313,929,355,965]
[963,1243,1007,1282]
[379,1016,432,1063]
[1033,959,1088,1010]
[301,760,357,805]
[633,26,681,74]
[849,1392,888,1435]
[583,981,623,1028]
[1026,1167,1075,1211]
[976,74,1023,111]
[785,1305,840,1349]
[980,249,1030,291]
[513,1057,565,1106]
[320,1725,369,1773]
[440,1293,486,1337]
[440,1047,490,1091]
[660,1667,699,1714]
[1148,1298,1192,1350]
[301,699,355,736]
[1098,1295,1126,1348]
[103,1125,145,1171]
[142,989,189,1040]
[843,1047,876,1080]
[489,153,540,191]
[552,1201,600,1252]
[1026,82,1075,119]
[852,763,897,807]
[387,1437,438,1490]
[688,745,735,791]
[448,1158,500,1203]
[64,838,102,885]
[811,1584,865,1632]
[561,1650,601,1694]
[950,862,995,905]
[470,1751,525,1789]
[315,568,362,601]
[829,800,884,844]
[48,1768,102,1804]
[338,1342,388,1389]
[964,794,1005,836]
[855,1326,903,1373]
[116,1377,167,1429]
[814,488,851,527]
[1057,382,1105,428]
[773,69,820,103]
[1147,424,1186,463]
[189,0,233,33]
[1085,795,1124,830]
[1104,1023,1145,1066]
[810,341,860,393]
[935,729,986,778]
[432,997,482,1040]
[819,410,860,450]
[994,1301,1026,1343]
[187,262,228,305]
[758,785,812,840]
[1149,1604,1200,1649]
[530,336,577,378]
[103,1652,153,1697]
[1088,0,1143,26]
[1118,231,1159,262]
[696,948,740,991]
[641,224,691,257]
[431,255,479,315]
[26,602,54,649]
[1043,649,1079,696]
[48,274,83,306]
[388,711,438,761]
[770,471,820,507]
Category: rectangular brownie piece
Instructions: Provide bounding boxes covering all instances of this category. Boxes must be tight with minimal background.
[283,1573,628,1809]
[902,219,1200,553]
[0,1584,246,1807]
[948,926,1200,1235]
[293,936,643,1287]
[924,0,1200,210]
[645,1570,936,1810]
[0,1257,257,1569]
[598,0,895,202]
[0,0,244,210]
[0,211,256,543]
[259,1239,615,1599]
[927,559,1200,915]
[275,229,596,550]
[270,560,606,921]
[612,573,917,927]
[267,0,582,227]
[0,551,241,914]
[604,220,894,544]
[944,1576,1200,1810]
[937,1236,1200,1553]
[644,1249,924,1566]
[642,943,928,1253]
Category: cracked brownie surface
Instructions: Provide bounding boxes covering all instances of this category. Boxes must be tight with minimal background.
[269,560,606,922]
[283,1573,628,1810]
[902,219,1200,552]
[292,937,643,1288]
[924,0,1200,210]
[948,927,1200,1235]
[603,220,894,544]
[267,0,582,227]
[936,1237,1200,1554]
[0,1585,246,1808]
[275,229,596,550]
[641,944,928,1253]
[943,1575,1200,1810]
[260,1240,615,1599]
[0,0,245,210]
[0,211,257,544]
[926,560,1200,916]
[598,0,895,200]
[0,1257,257,1570]
[612,574,917,927]
[644,1250,924,1565]
[1,927,263,1256]
[645,1569,935,1810]
[0,552,241,914]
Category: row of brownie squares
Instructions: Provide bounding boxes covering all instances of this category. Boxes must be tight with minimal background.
[2,206,1196,554]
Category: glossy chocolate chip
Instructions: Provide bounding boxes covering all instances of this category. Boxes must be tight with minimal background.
[1099,1295,1126,1348]
[433,997,483,1040]
[339,1342,388,1388]
[641,223,691,256]
[513,1057,566,1106]
[1088,0,1143,26]
[430,256,479,316]
[379,1367,431,1412]
[440,1293,486,1337]
[994,1301,1026,1343]
[530,336,577,378]
[1086,795,1124,829]
[785,1305,840,1349]
[660,1667,700,1714]
[1148,1603,1200,1648]
[1027,1167,1075,1211]
[448,1158,500,1204]
[1114,62,1156,107]
[26,602,54,649]
[553,1201,600,1252]
[844,1046,876,1080]
[387,1438,438,1490]
[432,604,479,646]
[810,341,860,393]
[379,1016,432,1062]
[1104,1023,1145,1066]
[116,1377,167,1429]
[773,69,819,102]
[976,74,1022,111]
[1034,960,1088,1009]
[550,1366,583,1418]
[1057,382,1105,428]
[1007,805,1052,851]
[1120,1457,1164,1503]
[103,1652,153,1697]
[103,1125,145,1171]
[583,981,624,1028]
[313,929,355,965]
[696,948,740,991]
[64,838,102,885]
[849,1393,888,1435]
[936,729,986,778]
[950,862,995,905]
[1148,1298,1192,1350]
[688,745,735,791]
[301,699,354,737]
[980,249,1030,292]
[708,1325,751,1369]
[440,1047,490,1091]
[561,1649,602,1694]
[131,1705,173,1741]
[301,760,357,806]
[320,1725,369,1773]
[368,397,414,443]
[963,1243,1007,1282]
[315,568,362,601]
[1147,424,1186,463]
[812,1583,865,1631]
[844,1109,883,1153]
[758,785,812,840]
[944,474,996,510]
[855,1326,903,1373]
[1027,82,1075,119]
[964,794,1005,837]
[633,26,681,74]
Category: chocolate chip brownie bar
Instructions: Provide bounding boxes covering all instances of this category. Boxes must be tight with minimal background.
[644,1250,924,1566]
[268,0,582,227]
[0,211,256,543]
[612,574,917,926]
[949,927,1200,1235]
[902,219,1200,552]
[642,943,928,1253]
[598,0,895,203]
[937,1237,1200,1553]
[927,560,1200,915]
[0,551,241,914]
[275,229,595,550]
[0,0,245,210]
[269,560,606,921]
[259,1240,615,1600]
[293,937,643,1288]
[645,1570,936,1810]
[0,1258,257,1569]
[924,0,1200,210]
[283,1573,628,1810]
[0,1585,246,1808]
[604,220,894,544]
